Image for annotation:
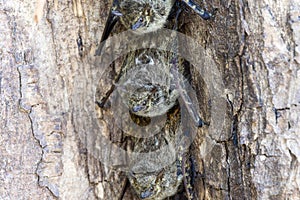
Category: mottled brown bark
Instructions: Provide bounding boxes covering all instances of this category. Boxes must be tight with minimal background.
[0,0,299,199]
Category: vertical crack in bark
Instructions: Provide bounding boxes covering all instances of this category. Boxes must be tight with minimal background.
[227,0,249,197]
[16,67,53,196]
[224,55,245,199]
[224,141,231,199]
[233,54,246,199]
[28,109,47,194]
[17,63,63,197]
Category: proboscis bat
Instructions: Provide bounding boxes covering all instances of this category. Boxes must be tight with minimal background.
[95,0,213,199]
[95,0,214,55]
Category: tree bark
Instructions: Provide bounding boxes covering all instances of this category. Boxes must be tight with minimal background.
[0,0,299,199]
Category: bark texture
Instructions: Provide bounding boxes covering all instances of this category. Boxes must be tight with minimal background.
[0,0,299,199]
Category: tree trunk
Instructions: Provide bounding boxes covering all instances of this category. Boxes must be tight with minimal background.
[0,0,299,199]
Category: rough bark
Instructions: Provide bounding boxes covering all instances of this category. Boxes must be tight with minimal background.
[0,0,299,199]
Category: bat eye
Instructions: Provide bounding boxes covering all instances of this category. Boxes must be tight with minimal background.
[141,100,147,106]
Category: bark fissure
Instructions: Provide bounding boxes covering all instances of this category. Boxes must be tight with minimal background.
[224,142,231,198]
